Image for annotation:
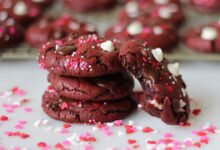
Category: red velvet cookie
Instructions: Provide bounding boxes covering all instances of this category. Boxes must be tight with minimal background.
[0,0,42,24]
[119,40,190,125]
[184,22,220,53]
[191,0,220,12]
[48,72,134,101]
[42,87,136,124]
[0,11,23,48]
[25,15,97,48]
[64,0,117,12]
[38,34,123,77]
[119,0,184,27]
[105,21,179,52]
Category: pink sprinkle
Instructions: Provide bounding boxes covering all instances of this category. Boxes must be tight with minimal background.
[12,104,19,109]
[203,125,216,134]
[62,140,71,145]
[84,144,94,150]
[184,139,192,147]
[55,40,62,45]
[101,127,113,136]
[12,147,20,150]
[24,107,32,112]
[11,87,26,96]
[19,121,27,124]
[164,133,173,138]
[15,124,23,130]
[6,109,14,113]
[60,128,69,134]
[114,120,123,126]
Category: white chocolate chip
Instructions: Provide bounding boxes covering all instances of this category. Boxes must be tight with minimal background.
[100,40,115,52]
[85,24,96,32]
[151,48,163,62]
[154,0,169,4]
[167,63,180,76]
[127,21,143,35]
[181,88,187,97]
[13,1,28,16]
[68,22,80,30]
[179,99,186,108]
[158,4,178,19]
[149,99,162,110]
[201,27,218,41]
[0,11,8,21]
[113,25,123,33]
[125,1,139,17]
[153,26,163,35]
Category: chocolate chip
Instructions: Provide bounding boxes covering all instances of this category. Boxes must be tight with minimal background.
[56,46,77,55]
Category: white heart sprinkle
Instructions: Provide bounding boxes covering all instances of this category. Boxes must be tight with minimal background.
[158,4,177,19]
[167,63,180,76]
[149,99,162,110]
[201,27,218,41]
[100,40,115,52]
[68,22,80,30]
[179,99,186,108]
[125,1,139,17]
[181,88,187,97]
[13,1,28,16]
[153,26,163,35]
[127,21,143,35]
[151,48,163,62]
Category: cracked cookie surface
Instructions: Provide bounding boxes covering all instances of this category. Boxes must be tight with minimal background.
[42,88,137,124]
[184,22,220,53]
[38,34,123,77]
[119,40,190,125]
[48,72,134,101]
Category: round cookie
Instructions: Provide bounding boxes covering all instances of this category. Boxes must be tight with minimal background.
[119,40,190,125]
[64,0,117,12]
[105,20,179,52]
[0,11,23,48]
[0,0,42,24]
[38,34,123,77]
[184,22,220,53]
[48,72,134,101]
[42,88,136,124]
[190,0,220,12]
[25,15,97,48]
[119,0,184,27]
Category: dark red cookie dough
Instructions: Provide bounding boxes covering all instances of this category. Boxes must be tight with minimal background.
[105,21,179,51]
[39,34,123,77]
[119,0,184,27]
[64,0,117,12]
[48,72,134,101]
[0,0,42,24]
[0,11,23,48]
[25,15,97,48]
[190,0,220,12]
[184,22,220,53]
[119,40,190,125]
[42,88,136,124]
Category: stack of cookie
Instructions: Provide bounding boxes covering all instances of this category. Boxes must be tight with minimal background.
[38,34,136,124]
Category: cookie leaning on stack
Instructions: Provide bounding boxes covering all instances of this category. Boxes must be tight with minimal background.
[38,34,136,124]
